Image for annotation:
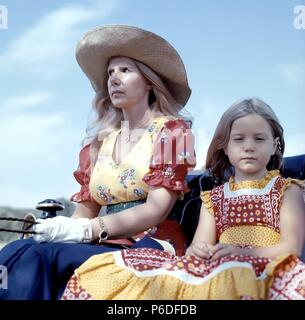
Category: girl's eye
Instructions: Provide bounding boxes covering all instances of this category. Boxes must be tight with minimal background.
[256,138,265,141]
[108,69,113,76]
[122,67,130,72]
[233,138,243,141]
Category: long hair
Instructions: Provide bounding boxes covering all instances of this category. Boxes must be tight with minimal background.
[83,58,191,169]
[206,98,285,184]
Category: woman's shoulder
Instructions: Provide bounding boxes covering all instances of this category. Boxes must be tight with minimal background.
[77,143,91,164]
[152,115,192,130]
[164,116,192,129]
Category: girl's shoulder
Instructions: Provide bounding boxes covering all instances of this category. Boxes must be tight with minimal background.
[275,175,304,190]
[277,176,305,200]
[200,184,224,200]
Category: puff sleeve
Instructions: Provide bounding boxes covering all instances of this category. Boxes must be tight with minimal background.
[143,119,196,194]
[70,144,93,203]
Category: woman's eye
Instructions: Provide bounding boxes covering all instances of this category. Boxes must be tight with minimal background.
[108,70,113,76]
[122,67,129,72]
[233,138,243,141]
[256,138,265,141]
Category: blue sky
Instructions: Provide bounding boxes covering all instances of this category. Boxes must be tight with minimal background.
[0,0,304,208]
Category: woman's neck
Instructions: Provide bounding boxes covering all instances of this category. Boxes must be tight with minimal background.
[121,106,154,130]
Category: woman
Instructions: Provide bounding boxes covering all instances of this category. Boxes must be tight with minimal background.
[0,25,196,300]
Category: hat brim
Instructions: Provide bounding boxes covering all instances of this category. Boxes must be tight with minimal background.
[76,25,191,108]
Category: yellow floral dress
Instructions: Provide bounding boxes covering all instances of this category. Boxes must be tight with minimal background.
[62,170,305,300]
[70,116,196,252]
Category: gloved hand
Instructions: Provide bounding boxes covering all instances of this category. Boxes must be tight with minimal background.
[33,216,92,243]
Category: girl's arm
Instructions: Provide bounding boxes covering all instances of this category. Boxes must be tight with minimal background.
[186,203,217,258]
[90,186,178,240]
[212,184,305,260]
[250,184,305,258]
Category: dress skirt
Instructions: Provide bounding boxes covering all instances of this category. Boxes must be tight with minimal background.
[62,248,305,300]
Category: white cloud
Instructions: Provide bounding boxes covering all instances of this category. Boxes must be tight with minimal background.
[0,113,66,156]
[191,100,225,134]
[284,133,305,157]
[0,91,75,160]
[2,92,54,112]
[276,63,305,87]
[190,100,225,169]
[0,94,82,208]
[0,0,118,75]
[0,185,45,209]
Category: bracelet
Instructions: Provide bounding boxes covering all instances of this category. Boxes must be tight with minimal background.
[98,217,109,243]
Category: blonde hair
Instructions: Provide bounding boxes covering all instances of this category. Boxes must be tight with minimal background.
[83,58,191,169]
[206,98,285,183]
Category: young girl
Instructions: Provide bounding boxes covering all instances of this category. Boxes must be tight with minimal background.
[62,98,305,300]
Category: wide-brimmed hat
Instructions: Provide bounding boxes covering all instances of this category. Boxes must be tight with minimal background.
[76,25,191,107]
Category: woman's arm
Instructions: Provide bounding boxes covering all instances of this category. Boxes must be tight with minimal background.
[211,184,305,260]
[71,201,101,219]
[90,186,178,241]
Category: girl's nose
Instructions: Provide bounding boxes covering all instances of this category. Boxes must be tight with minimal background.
[243,142,255,152]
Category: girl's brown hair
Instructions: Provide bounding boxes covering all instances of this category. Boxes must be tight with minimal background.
[206,98,285,184]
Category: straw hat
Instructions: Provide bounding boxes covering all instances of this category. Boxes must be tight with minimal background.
[76,25,191,107]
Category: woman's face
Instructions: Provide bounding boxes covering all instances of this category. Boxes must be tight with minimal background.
[107,57,151,110]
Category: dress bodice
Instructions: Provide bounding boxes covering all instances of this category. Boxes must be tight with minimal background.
[71,116,196,206]
[201,170,303,247]
[89,117,168,205]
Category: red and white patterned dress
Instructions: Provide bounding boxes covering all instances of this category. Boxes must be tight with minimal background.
[62,170,305,300]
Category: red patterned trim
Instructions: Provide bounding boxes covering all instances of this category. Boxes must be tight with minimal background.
[268,255,305,300]
[61,274,92,300]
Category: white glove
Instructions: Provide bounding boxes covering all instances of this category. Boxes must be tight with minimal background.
[33,216,92,243]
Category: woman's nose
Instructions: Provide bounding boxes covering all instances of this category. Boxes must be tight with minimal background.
[109,71,121,86]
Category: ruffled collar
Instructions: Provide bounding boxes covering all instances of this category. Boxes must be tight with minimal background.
[229,170,280,191]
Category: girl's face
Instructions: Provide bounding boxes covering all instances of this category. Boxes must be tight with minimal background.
[107,57,151,110]
[225,114,279,180]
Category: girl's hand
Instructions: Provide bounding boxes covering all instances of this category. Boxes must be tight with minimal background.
[186,242,214,259]
[210,243,244,260]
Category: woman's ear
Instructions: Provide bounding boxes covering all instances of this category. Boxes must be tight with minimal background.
[272,137,280,155]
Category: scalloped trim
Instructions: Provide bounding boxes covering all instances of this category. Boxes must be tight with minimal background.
[278,178,305,209]
[229,170,280,191]
[200,191,214,215]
